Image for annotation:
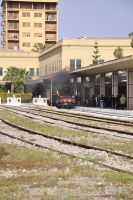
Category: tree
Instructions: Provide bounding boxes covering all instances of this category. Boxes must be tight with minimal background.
[3,66,20,93]
[113,47,124,59]
[131,39,133,48]
[92,41,101,65]
[0,84,6,92]
[3,67,31,93]
[19,68,32,93]
[31,43,46,52]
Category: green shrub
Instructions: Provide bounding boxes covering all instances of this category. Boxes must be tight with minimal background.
[0,92,32,102]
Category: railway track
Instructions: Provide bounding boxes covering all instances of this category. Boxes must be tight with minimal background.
[0,117,133,175]
[3,105,133,126]
[39,107,133,126]
[4,106,133,139]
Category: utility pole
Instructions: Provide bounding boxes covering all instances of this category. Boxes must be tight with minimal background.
[51,77,52,107]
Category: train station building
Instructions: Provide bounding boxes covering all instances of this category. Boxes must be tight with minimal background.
[0,36,133,109]
[38,37,133,110]
[0,0,133,109]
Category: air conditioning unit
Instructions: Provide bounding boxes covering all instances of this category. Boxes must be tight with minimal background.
[14,46,18,50]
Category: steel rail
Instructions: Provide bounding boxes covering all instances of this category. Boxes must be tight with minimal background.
[38,108,133,126]
[1,117,133,160]
[3,106,133,126]
[5,107,133,136]
[0,127,133,176]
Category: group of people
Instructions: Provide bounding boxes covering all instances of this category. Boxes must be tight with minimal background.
[84,94,126,110]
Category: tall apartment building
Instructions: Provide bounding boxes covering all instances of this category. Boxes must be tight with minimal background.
[1,0,58,51]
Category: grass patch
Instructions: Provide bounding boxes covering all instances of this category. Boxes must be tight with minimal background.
[0,109,87,140]
[106,171,133,183]
[0,146,8,159]
[115,190,133,200]
[1,109,133,155]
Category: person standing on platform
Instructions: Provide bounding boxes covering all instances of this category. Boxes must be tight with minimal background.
[120,94,126,110]
[100,95,104,108]
[115,95,120,109]
[111,95,116,108]
[103,95,107,108]
[95,94,100,108]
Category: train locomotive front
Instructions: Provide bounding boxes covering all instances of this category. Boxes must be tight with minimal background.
[55,84,75,108]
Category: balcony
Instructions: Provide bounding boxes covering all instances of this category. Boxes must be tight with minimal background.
[8,46,16,49]
[45,28,56,32]
[0,12,3,16]
[45,7,56,11]
[8,44,19,50]
[8,37,19,41]
[1,31,4,35]
[7,5,19,10]
[8,17,19,20]
[1,41,4,44]
[45,15,56,21]
[45,37,56,41]
[7,26,19,30]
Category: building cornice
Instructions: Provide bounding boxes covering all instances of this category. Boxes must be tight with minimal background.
[1,0,58,6]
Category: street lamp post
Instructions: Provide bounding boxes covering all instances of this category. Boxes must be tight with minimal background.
[51,77,52,107]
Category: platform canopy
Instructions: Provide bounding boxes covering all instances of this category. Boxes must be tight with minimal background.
[35,55,133,82]
[70,55,133,76]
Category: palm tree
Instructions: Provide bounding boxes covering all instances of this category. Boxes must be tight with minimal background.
[3,66,20,93]
[19,68,32,93]
[31,43,46,52]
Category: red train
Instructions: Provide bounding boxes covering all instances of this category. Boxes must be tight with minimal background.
[54,83,76,109]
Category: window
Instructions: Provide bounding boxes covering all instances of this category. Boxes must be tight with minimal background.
[22,22,30,27]
[22,42,30,47]
[57,60,58,71]
[0,67,3,76]
[70,59,75,70]
[20,2,32,9]
[29,68,34,76]
[8,22,18,29]
[55,61,56,72]
[22,12,30,17]
[22,32,30,37]
[99,59,104,64]
[76,59,81,69]
[34,13,42,17]
[59,59,62,71]
[48,64,51,74]
[8,2,13,8]
[33,3,44,9]
[34,33,42,37]
[36,68,39,76]
[52,62,54,73]
[34,23,42,28]
[33,3,37,9]
[45,65,47,75]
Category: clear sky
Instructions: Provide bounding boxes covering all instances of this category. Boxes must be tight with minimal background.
[0,0,133,46]
[58,0,133,40]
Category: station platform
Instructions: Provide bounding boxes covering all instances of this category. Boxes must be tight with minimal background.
[74,106,133,120]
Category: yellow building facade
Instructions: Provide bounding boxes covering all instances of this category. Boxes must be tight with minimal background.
[39,37,133,78]
[1,0,58,51]
[0,36,133,109]
[0,49,39,82]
